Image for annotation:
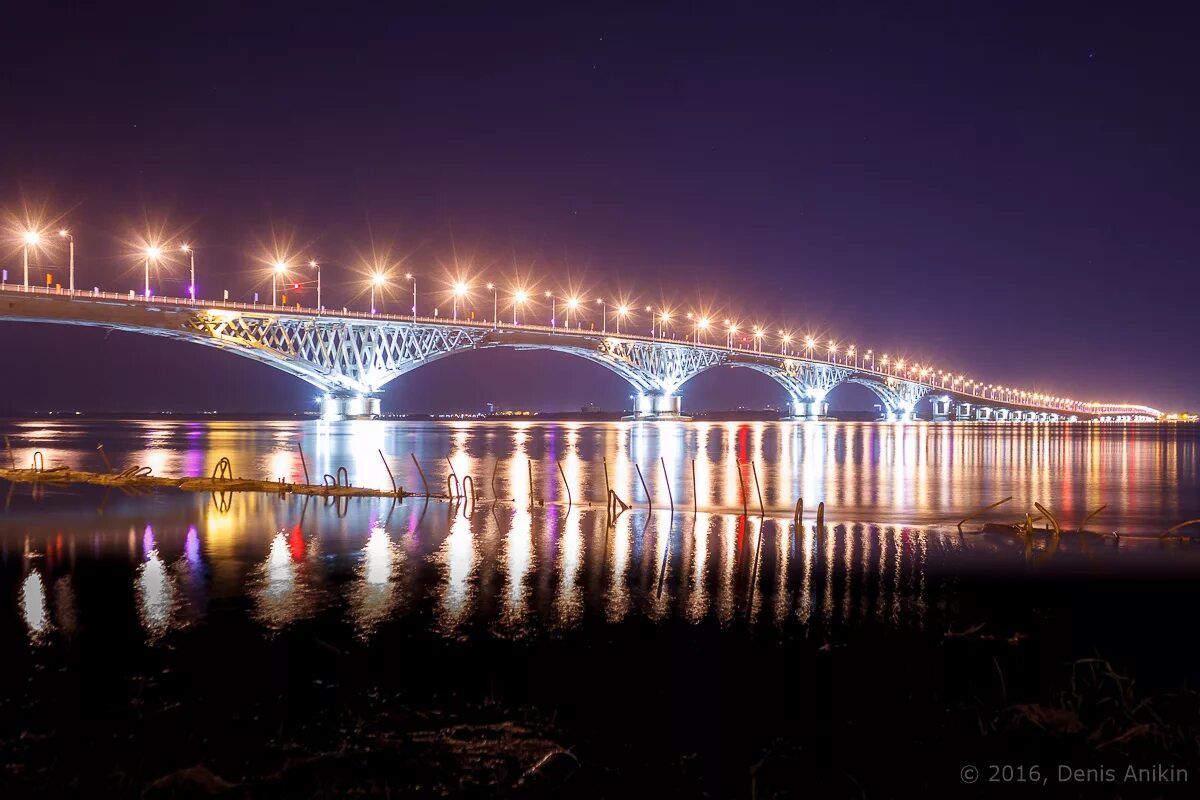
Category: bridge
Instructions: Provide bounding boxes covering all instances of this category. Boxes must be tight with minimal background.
[0,285,1161,422]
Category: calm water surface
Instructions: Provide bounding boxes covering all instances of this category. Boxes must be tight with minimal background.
[3,419,1199,646]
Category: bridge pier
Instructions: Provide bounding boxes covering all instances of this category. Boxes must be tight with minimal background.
[931,396,952,422]
[321,393,381,421]
[628,391,686,420]
[784,399,830,421]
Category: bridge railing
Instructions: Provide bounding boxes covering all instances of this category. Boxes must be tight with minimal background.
[0,282,1159,418]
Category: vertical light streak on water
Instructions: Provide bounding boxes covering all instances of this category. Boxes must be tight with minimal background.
[605,507,633,623]
[647,508,673,621]
[892,527,904,627]
[773,519,791,627]
[821,518,836,627]
[555,506,584,627]
[348,525,398,636]
[21,569,50,642]
[685,512,710,622]
[715,514,737,624]
[137,541,175,640]
[436,503,477,633]
[798,523,814,626]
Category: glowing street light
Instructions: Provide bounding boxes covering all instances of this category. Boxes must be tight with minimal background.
[696,316,710,343]
[486,282,498,326]
[21,230,42,290]
[827,340,838,362]
[726,321,738,350]
[804,336,816,359]
[547,292,556,327]
[780,331,792,355]
[512,289,528,325]
[752,326,764,353]
[271,260,287,305]
[452,281,468,321]
[659,310,671,339]
[616,304,629,335]
[370,272,386,314]
[58,229,75,293]
[180,243,194,300]
[143,246,164,299]
[596,297,606,333]
[848,344,857,368]
[565,296,580,328]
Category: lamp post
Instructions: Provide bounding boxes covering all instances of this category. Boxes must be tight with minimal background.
[753,326,764,353]
[145,246,162,299]
[565,297,579,328]
[513,289,527,325]
[616,305,629,335]
[487,282,497,325]
[827,340,837,363]
[804,336,816,359]
[180,243,195,300]
[726,321,737,350]
[310,260,322,311]
[272,261,287,306]
[697,317,709,344]
[371,273,386,314]
[22,230,40,290]
[546,292,556,327]
[453,281,467,321]
[866,349,873,371]
[405,273,415,322]
[58,230,74,293]
[596,298,606,333]
[848,344,857,369]
[780,332,791,355]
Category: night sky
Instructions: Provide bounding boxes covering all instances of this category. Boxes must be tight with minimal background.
[2,2,1197,414]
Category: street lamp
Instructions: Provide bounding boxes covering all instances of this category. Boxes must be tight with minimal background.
[726,321,737,350]
[487,282,497,325]
[59,230,74,293]
[565,296,580,328]
[596,297,606,333]
[659,310,671,339]
[780,331,791,355]
[547,292,556,327]
[145,246,163,299]
[848,344,857,368]
[180,243,195,300]
[310,260,322,311]
[753,326,764,353]
[697,316,710,344]
[452,281,468,321]
[827,340,838,362]
[405,273,415,322]
[22,230,41,290]
[616,304,629,335]
[271,260,287,305]
[370,272,386,314]
[865,349,873,370]
[513,289,527,325]
[804,336,816,359]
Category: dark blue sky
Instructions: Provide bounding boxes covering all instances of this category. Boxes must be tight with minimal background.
[2,2,1197,413]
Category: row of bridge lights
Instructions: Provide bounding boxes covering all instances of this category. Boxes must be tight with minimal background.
[9,227,1106,413]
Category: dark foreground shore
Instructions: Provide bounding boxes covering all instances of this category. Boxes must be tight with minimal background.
[3,572,1198,799]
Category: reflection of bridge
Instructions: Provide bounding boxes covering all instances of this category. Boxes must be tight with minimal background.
[0,286,1161,422]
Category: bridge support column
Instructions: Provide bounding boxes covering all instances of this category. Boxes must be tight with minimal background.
[629,391,686,420]
[785,399,830,421]
[322,393,381,421]
[931,396,952,422]
[955,403,973,420]
[975,406,993,421]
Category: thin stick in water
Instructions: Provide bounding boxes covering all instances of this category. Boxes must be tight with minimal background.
[378,449,396,493]
[660,456,674,514]
[410,453,430,496]
[635,462,652,511]
[750,461,765,517]
[957,496,1013,531]
[298,442,311,485]
[557,460,572,509]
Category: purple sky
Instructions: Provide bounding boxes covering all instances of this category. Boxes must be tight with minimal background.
[2,2,1197,413]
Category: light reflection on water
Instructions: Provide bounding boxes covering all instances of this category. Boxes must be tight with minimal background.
[2,419,1196,532]
[2,420,1200,647]
[6,488,1200,648]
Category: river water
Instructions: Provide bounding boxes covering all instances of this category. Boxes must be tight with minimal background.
[3,419,1199,796]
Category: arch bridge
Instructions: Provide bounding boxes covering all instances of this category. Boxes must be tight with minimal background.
[0,287,1161,422]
